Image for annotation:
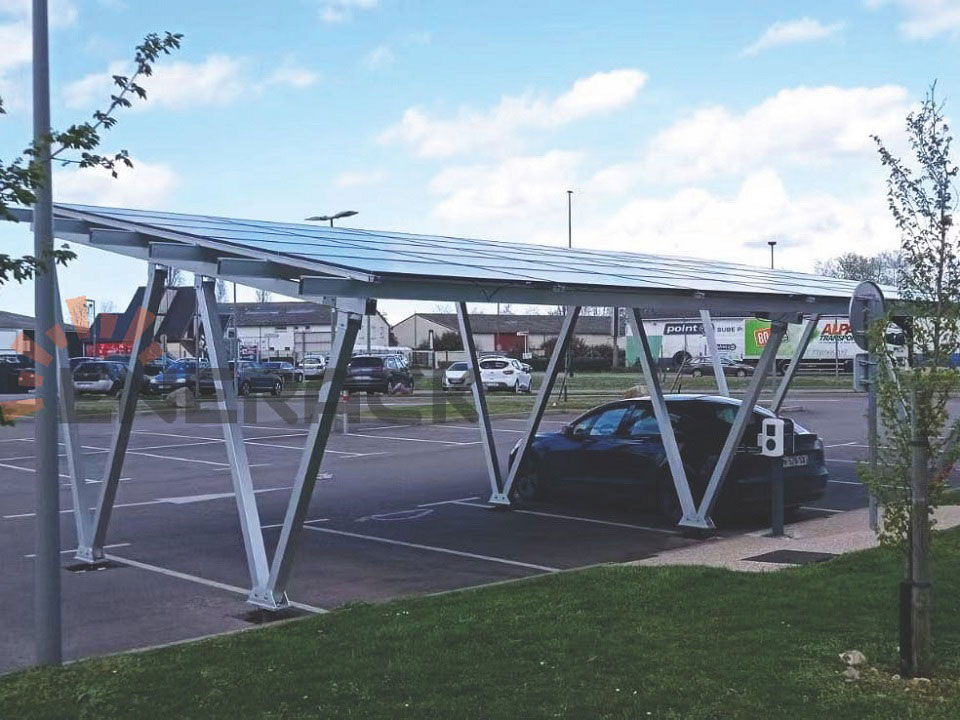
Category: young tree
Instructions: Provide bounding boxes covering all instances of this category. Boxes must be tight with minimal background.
[215,279,228,302]
[814,251,903,286]
[255,288,272,303]
[0,32,183,425]
[865,83,960,678]
[1,32,182,282]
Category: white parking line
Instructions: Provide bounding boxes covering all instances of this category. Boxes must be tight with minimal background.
[132,430,223,442]
[417,495,481,507]
[800,506,845,514]
[345,432,476,446]
[829,479,868,486]
[304,526,560,572]
[434,425,525,434]
[453,501,681,535]
[261,518,330,530]
[104,553,326,614]
[24,542,130,559]
[827,459,861,465]
[825,441,859,448]
[0,461,71,479]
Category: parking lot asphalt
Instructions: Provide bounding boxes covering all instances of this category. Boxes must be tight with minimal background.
[0,390,897,673]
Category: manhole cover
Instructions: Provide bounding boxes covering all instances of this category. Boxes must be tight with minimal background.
[744,550,837,565]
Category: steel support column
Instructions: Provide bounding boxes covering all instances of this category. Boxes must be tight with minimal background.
[52,272,95,546]
[456,302,504,500]
[687,320,788,529]
[628,309,699,523]
[500,307,581,502]
[699,310,729,397]
[76,264,167,562]
[770,315,820,415]
[260,306,362,609]
[195,278,270,596]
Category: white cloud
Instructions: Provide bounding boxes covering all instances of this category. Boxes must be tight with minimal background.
[639,85,911,183]
[54,159,178,208]
[316,0,378,24]
[0,0,75,97]
[867,0,960,39]
[741,18,844,55]
[364,45,395,69]
[335,169,387,187]
[429,150,582,223]
[593,170,898,269]
[0,0,77,26]
[381,69,648,158]
[64,55,247,110]
[263,63,319,89]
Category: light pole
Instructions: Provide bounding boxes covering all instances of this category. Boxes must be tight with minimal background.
[567,190,573,249]
[305,210,359,228]
[32,0,62,667]
[768,240,777,269]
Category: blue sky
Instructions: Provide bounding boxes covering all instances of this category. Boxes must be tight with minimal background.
[1,0,959,323]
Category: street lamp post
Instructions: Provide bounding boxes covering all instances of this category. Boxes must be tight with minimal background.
[305,210,359,228]
[768,240,777,270]
[305,211,360,355]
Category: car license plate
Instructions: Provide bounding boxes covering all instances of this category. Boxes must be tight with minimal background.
[783,454,809,468]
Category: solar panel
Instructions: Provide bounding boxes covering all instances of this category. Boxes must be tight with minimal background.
[24,203,889,313]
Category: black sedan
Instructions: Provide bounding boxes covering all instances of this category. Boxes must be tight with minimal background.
[509,394,828,522]
[682,356,754,378]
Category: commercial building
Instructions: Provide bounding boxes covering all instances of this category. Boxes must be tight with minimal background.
[392,312,620,355]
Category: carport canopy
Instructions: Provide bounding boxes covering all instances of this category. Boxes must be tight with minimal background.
[7,203,891,610]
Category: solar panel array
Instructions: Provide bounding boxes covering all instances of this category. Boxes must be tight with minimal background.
[54,203,884,300]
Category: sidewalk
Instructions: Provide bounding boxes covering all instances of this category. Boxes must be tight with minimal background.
[630,505,960,572]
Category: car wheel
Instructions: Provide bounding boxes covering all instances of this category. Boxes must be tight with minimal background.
[240,381,252,396]
[735,369,747,378]
[109,381,122,397]
[513,462,545,502]
[514,380,523,394]
[691,369,703,378]
[271,381,282,396]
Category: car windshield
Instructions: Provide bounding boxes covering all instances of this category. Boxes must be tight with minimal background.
[449,362,468,371]
[350,357,383,368]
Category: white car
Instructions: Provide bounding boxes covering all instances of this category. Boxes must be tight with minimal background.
[442,361,472,390]
[480,357,532,393]
[298,356,326,378]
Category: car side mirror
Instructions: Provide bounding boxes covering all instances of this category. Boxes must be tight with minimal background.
[561,424,573,437]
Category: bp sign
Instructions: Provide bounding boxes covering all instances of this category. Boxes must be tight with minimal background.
[849,281,885,351]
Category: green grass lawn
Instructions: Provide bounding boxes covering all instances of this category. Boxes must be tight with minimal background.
[3,532,960,719]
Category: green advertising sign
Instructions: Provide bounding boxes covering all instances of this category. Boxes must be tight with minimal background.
[743,318,800,359]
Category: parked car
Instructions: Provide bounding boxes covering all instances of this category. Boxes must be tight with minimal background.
[344,354,414,395]
[262,361,304,383]
[682,356,754,378]
[72,361,128,396]
[68,356,95,371]
[508,394,828,522]
[442,361,472,390]
[225,361,285,396]
[297,355,326,379]
[146,358,207,395]
[480,357,532,393]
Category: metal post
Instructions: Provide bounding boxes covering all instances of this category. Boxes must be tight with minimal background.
[77,264,168,562]
[770,456,784,537]
[501,307,581,501]
[904,389,931,676]
[32,0,61,667]
[699,310,729,397]
[770,314,820,415]
[628,309,698,522]
[53,273,95,547]
[196,278,270,597]
[867,352,880,530]
[263,306,362,608]
[691,320,788,528]
[456,302,504,502]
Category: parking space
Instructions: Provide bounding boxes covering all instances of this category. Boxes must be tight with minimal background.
[0,390,893,673]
